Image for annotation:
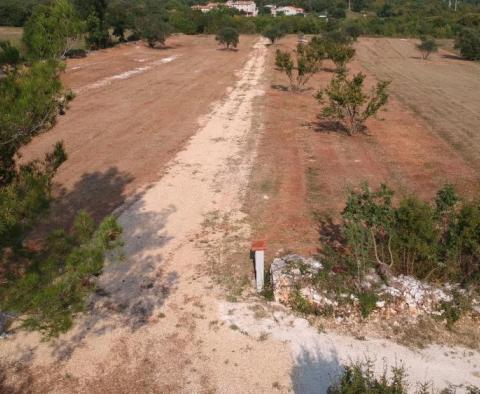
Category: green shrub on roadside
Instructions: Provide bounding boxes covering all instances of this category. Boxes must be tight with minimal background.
[328,359,408,394]
[358,292,378,318]
[455,28,480,60]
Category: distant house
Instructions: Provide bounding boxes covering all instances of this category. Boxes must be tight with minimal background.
[191,2,222,13]
[275,6,304,16]
[192,1,258,16]
[264,5,305,16]
[226,1,258,16]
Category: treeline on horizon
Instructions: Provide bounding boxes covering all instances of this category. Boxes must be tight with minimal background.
[1,0,480,39]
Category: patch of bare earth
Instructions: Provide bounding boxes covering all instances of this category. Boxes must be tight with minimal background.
[20,35,258,230]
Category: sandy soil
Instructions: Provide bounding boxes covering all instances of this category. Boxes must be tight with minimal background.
[20,35,257,229]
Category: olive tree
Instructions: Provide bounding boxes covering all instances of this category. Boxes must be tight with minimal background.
[215,27,239,49]
[275,42,321,92]
[317,72,390,135]
[417,36,438,60]
[455,28,480,61]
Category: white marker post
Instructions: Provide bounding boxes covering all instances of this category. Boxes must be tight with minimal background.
[251,240,266,292]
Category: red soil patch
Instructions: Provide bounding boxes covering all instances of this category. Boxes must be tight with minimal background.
[20,35,258,230]
[247,36,480,261]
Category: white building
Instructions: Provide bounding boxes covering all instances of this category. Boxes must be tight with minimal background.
[264,5,305,16]
[225,1,258,16]
[275,5,304,16]
[191,3,222,13]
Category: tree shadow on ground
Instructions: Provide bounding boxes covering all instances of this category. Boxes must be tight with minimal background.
[441,53,466,61]
[49,199,178,362]
[36,167,134,234]
[318,217,344,249]
[217,47,239,52]
[291,345,343,393]
[310,119,349,135]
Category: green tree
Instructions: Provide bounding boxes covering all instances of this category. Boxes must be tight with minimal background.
[138,12,172,48]
[275,42,322,92]
[455,28,480,60]
[262,25,285,44]
[317,72,390,135]
[417,36,438,59]
[0,60,66,184]
[215,26,239,49]
[326,42,355,73]
[22,0,84,60]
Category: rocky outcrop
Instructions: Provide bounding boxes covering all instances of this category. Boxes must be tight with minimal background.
[270,254,479,322]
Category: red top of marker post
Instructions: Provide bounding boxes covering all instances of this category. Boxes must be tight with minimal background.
[251,240,267,251]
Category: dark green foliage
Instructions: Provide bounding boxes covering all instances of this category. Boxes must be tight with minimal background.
[358,291,378,318]
[1,211,122,337]
[416,36,438,59]
[138,13,172,48]
[328,183,480,285]
[85,11,111,49]
[22,0,84,60]
[328,359,408,394]
[275,42,322,91]
[0,60,64,185]
[263,25,285,44]
[317,73,390,134]
[0,41,21,68]
[455,28,480,60]
[215,26,239,49]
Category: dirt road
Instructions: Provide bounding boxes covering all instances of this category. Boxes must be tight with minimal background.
[21,35,258,229]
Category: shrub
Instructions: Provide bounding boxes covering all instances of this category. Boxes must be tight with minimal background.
[0,40,21,68]
[326,42,356,73]
[262,25,285,44]
[215,26,239,49]
[317,72,390,135]
[1,211,122,337]
[455,28,480,60]
[328,359,408,394]
[358,291,378,318]
[137,12,172,48]
[416,36,438,59]
[275,42,321,92]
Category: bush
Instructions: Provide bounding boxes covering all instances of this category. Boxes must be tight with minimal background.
[1,211,122,337]
[358,291,378,318]
[137,10,172,48]
[0,40,21,68]
[416,36,438,59]
[328,359,408,394]
[327,183,480,286]
[275,42,321,92]
[263,25,285,44]
[215,26,239,49]
[317,73,390,135]
[455,28,480,60]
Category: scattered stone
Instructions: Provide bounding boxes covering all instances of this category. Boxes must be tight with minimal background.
[270,254,323,305]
